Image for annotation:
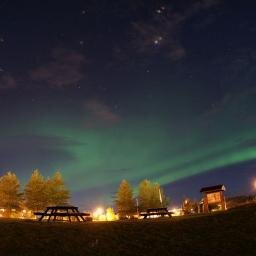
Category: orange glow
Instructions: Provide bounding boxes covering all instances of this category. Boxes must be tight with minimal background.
[253,179,256,190]
[92,207,118,221]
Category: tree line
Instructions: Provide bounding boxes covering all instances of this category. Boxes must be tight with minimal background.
[0,169,69,216]
[115,179,169,218]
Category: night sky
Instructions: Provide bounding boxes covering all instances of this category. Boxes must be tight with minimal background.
[1,0,256,210]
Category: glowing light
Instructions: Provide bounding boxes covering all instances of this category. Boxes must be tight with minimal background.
[93,207,104,220]
[94,207,103,215]
[252,179,256,190]
[105,208,116,221]
[170,207,182,216]
[92,207,118,221]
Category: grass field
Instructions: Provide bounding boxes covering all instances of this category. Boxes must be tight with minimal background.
[0,205,255,256]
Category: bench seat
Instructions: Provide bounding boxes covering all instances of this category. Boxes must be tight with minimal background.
[140,208,173,218]
[43,212,90,217]
[140,212,171,216]
[34,212,90,217]
[34,212,45,216]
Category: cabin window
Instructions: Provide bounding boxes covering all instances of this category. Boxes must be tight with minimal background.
[207,192,221,203]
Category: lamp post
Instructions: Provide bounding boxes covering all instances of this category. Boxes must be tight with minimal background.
[159,188,163,207]
[136,198,139,217]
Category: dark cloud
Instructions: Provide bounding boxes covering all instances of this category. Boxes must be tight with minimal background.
[217,48,256,86]
[200,87,256,135]
[131,0,220,61]
[131,14,186,61]
[0,134,82,148]
[0,134,80,172]
[0,74,17,90]
[84,99,121,127]
[30,48,86,88]
[203,87,256,118]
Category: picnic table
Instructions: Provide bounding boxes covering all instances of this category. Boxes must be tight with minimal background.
[34,205,92,222]
[140,207,173,219]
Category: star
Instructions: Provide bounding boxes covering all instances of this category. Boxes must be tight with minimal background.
[156,6,165,14]
[153,36,163,46]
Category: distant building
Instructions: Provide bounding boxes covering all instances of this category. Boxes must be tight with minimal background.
[199,184,226,213]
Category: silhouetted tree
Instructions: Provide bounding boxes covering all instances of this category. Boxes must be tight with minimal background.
[138,179,152,210]
[0,171,21,216]
[46,171,70,206]
[25,170,70,211]
[138,179,169,211]
[24,169,48,211]
[115,180,135,218]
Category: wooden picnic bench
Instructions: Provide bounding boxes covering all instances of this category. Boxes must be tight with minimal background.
[140,207,173,219]
[34,205,92,222]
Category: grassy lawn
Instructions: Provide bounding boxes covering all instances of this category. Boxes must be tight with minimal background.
[0,204,255,256]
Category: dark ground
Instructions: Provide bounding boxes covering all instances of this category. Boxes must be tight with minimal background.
[0,205,255,256]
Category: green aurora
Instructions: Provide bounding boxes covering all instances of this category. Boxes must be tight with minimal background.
[3,88,254,196]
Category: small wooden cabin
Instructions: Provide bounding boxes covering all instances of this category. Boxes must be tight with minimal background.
[200,184,226,213]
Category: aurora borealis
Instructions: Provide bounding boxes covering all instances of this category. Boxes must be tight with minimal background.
[1,1,256,208]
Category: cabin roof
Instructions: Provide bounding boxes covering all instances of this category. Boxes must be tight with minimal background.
[200,184,225,193]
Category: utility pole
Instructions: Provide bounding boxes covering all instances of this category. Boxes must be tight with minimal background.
[136,198,139,217]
